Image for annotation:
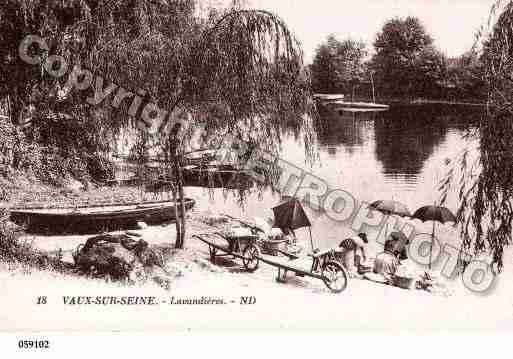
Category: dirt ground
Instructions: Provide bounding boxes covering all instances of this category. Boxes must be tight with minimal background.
[1,208,510,331]
[0,182,511,331]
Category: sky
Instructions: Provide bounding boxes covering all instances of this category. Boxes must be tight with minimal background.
[249,0,496,63]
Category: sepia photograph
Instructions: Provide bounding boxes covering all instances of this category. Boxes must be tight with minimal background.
[0,0,512,342]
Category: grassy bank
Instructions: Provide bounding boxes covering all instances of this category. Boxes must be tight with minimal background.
[0,210,72,274]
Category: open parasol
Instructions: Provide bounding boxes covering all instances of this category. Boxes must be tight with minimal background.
[412,206,457,224]
[369,200,411,242]
[272,197,313,251]
[412,205,457,269]
[369,200,411,218]
[272,197,311,230]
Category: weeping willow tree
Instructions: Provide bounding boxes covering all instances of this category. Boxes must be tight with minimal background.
[441,1,513,272]
[0,0,315,248]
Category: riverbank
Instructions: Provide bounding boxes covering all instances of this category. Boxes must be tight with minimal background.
[3,212,513,331]
[0,181,511,330]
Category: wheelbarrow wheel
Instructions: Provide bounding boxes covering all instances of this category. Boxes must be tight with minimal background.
[242,244,261,272]
[322,261,348,293]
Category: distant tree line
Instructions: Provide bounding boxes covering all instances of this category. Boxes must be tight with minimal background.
[310,35,367,101]
[311,17,487,102]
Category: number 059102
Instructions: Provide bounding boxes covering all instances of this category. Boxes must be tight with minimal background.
[18,340,49,349]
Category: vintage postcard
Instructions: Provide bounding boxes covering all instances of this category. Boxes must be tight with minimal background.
[0,0,512,337]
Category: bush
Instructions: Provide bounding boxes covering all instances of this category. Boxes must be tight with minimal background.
[0,210,68,271]
[0,210,31,263]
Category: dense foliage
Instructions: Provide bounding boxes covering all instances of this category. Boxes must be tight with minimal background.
[310,17,484,102]
[310,35,367,98]
[1,0,313,170]
[0,0,315,248]
[444,51,487,101]
[370,17,446,100]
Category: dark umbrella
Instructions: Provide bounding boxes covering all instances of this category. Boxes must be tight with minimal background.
[272,198,313,251]
[412,205,457,269]
[412,206,457,224]
[272,198,311,230]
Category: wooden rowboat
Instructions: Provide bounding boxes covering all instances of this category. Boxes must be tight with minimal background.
[10,198,195,234]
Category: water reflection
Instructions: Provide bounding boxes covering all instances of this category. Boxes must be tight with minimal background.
[315,104,482,180]
[374,107,448,177]
[315,106,373,156]
[191,103,481,250]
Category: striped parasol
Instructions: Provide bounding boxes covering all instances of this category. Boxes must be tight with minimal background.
[369,200,411,247]
[369,200,411,218]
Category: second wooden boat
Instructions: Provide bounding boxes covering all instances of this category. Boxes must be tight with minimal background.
[330,100,390,110]
[182,164,254,190]
[10,198,196,234]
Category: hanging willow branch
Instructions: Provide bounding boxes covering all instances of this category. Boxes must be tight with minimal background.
[440,1,513,272]
[1,1,317,249]
[158,7,317,186]
[170,9,312,134]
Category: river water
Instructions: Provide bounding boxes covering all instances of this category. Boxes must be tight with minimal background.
[189,104,482,251]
